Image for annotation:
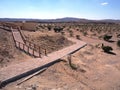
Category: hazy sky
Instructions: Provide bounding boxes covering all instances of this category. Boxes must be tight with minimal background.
[0,0,120,19]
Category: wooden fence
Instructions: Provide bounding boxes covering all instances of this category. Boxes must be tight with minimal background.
[1,25,47,58]
[11,27,47,58]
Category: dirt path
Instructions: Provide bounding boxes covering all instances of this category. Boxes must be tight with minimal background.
[11,28,24,43]
[0,32,86,87]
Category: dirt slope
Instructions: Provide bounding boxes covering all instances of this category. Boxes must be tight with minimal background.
[0,28,30,68]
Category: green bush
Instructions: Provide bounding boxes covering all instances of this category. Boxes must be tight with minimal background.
[102,44,113,53]
[47,26,51,31]
[117,40,120,47]
[103,34,112,41]
[54,27,63,32]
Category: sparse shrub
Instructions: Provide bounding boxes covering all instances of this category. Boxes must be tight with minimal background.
[63,26,65,28]
[79,68,86,73]
[0,49,9,57]
[54,27,63,32]
[76,35,80,40]
[35,26,39,30]
[69,30,73,37]
[83,31,87,36]
[117,40,120,47]
[47,26,51,31]
[40,25,44,29]
[70,63,77,70]
[61,31,65,35]
[101,43,113,53]
[98,35,103,39]
[117,34,120,38]
[92,33,96,36]
[95,43,101,48]
[103,34,112,41]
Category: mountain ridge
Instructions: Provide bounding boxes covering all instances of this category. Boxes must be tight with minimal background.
[0,17,120,23]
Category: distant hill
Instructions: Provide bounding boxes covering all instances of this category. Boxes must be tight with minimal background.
[51,17,90,22]
[0,18,39,22]
[0,17,90,22]
[99,19,120,23]
[0,17,120,23]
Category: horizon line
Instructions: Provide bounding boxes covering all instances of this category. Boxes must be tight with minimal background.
[0,17,120,21]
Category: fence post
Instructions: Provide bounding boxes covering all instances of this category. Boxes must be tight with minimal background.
[23,44,25,50]
[0,81,2,88]
[27,46,29,54]
[45,49,47,56]
[68,54,72,66]
[33,44,35,57]
[15,41,17,47]
[18,42,20,48]
[33,49,34,57]
[39,47,41,58]
[29,42,31,47]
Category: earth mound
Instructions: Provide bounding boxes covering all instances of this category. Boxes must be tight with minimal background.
[25,34,74,53]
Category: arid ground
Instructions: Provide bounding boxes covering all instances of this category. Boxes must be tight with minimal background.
[0,22,120,90]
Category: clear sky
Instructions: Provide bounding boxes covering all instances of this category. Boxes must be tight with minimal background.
[0,0,120,20]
